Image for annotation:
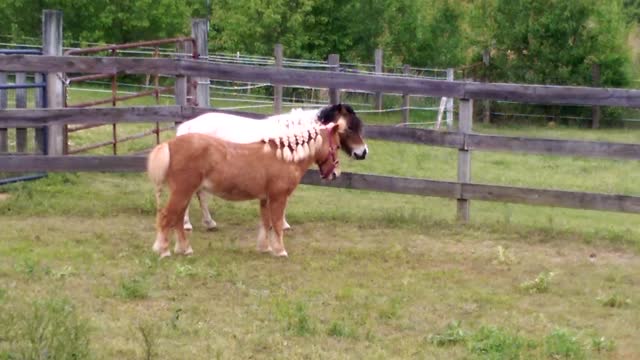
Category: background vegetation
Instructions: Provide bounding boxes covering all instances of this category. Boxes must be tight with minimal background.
[0,0,635,85]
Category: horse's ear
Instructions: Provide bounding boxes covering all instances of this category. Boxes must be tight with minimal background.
[336,116,348,132]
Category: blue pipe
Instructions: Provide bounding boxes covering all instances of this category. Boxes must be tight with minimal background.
[0,49,42,55]
[0,83,46,90]
[0,173,47,186]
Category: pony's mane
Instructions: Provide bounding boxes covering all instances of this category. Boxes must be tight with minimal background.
[266,108,320,129]
[261,119,331,163]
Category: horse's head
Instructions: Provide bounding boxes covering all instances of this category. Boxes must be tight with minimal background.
[318,104,368,160]
[315,123,343,181]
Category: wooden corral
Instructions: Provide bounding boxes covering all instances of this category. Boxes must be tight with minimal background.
[1,12,640,221]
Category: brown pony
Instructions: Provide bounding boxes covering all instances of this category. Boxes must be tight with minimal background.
[178,103,368,231]
[147,120,345,258]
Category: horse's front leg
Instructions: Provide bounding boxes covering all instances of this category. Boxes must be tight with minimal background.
[197,190,217,230]
[256,199,272,253]
[268,196,288,257]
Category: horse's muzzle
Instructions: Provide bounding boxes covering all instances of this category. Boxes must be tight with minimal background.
[352,146,368,160]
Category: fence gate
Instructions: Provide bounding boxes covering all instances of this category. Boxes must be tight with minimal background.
[63,37,197,155]
[0,48,47,185]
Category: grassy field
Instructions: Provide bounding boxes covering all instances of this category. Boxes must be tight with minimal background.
[1,90,640,359]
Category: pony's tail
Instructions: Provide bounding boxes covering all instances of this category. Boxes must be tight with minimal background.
[147,142,170,210]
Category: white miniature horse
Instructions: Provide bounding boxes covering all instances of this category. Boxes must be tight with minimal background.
[176,104,368,231]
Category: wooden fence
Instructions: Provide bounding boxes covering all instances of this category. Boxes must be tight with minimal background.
[2,18,640,221]
[2,103,640,219]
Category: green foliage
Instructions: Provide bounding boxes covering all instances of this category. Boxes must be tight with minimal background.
[327,320,357,338]
[0,0,192,44]
[119,276,150,300]
[428,321,467,347]
[0,0,636,92]
[597,292,632,308]
[468,326,529,359]
[485,0,631,87]
[274,299,315,336]
[520,271,554,294]
[591,336,616,353]
[0,298,91,360]
[544,328,586,360]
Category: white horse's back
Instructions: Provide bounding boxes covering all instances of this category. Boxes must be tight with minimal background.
[176,108,321,143]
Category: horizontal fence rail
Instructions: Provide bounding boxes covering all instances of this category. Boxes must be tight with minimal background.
[0,106,265,127]
[2,107,640,160]
[2,55,640,107]
[1,155,639,214]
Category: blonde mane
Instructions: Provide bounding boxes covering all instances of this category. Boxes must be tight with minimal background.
[261,118,331,163]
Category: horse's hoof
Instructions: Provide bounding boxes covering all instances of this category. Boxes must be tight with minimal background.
[283,224,292,231]
[183,222,193,231]
[159,250,171,258]
[152,241,165,254]
[272,249,288,258]
[174,245,194,256]
[203,221,218,231]
[257,245,272,253]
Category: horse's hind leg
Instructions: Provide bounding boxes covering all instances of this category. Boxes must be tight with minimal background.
[197,190,217,230]
[256,199,272,253]
[183,200,193,231]
[158,188,193,257]
[268,196,288,257]
[283,212,291,231]
[152,222,171,258]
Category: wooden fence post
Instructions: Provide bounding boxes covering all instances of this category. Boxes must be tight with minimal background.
[328,54,340,105]
[374,48,383,110]
[592,64,601,129]
[175,75,188,127]
[191,18,209,108]
[43,9,64,156]
[15,72,27,153]
[482,49,491,124]
[34,73,46,153]
[446,68,454,130]
[0,72,7,153]
[402,64,410,124]
[457,98,473,222]
[273,44,283,114]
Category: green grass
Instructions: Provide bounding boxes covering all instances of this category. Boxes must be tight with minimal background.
[1,88,640,358]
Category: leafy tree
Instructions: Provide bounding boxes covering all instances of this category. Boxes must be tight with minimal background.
[486,0,631,87]
[0,0,192,45]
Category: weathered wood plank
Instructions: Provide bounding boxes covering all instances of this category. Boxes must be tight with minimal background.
[273,44,283,114]
[457,99,473,222]
[0,106,268,127]
[328,54,340,105]
[0,72,7,153]
[466,133,640,160]
[300,170,460,199]
[1,156,639,215]
[0,106,185,127]
[43,10,65,156]
[301,171,640,214]
[15,72,28,153]
[3,55,640,107]
[0,155,146,172]
[364,125,463,148]
[2,108,640,160]
[462,183,640,214]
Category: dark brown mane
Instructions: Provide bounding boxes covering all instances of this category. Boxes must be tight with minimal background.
[318,104,363,134]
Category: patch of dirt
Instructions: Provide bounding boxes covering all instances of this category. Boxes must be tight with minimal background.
[0,193,10,201]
